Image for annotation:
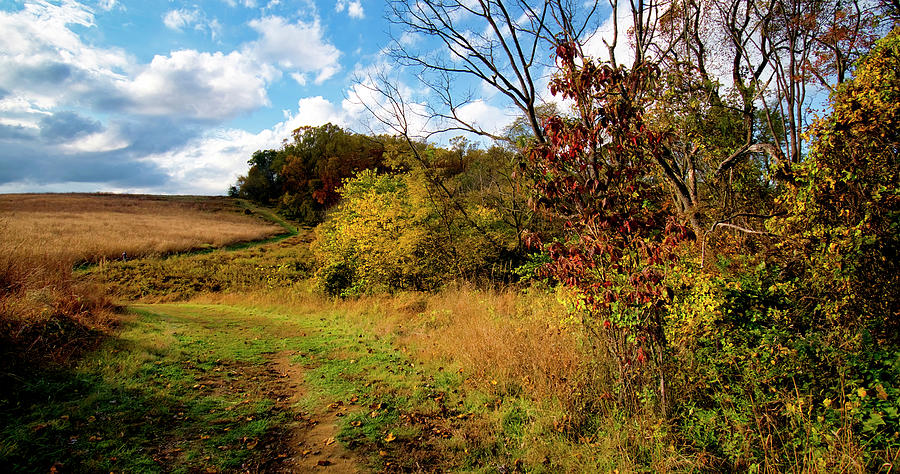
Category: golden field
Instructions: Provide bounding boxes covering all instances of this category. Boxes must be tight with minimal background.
[0,193,283,365]
[0,193,284,264]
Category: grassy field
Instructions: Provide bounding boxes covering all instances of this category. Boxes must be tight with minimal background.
[0,193,285,264]
[0,194,704,471]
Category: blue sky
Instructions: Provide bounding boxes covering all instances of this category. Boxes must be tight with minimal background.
[0,0,523,194]
[0,1,841,195]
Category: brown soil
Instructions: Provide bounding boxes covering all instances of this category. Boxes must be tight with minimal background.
[266,350,364,473]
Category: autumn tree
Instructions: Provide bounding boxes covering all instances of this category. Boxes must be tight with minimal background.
[526,42,693,412]
[232,123,387,224]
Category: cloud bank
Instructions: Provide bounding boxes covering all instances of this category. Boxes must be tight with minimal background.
[0,1,353,194]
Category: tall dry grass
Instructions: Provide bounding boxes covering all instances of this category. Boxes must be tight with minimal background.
[0,193,282,263]
[0,193,279,367]
[0,244,116,367]
[198,283,583,402]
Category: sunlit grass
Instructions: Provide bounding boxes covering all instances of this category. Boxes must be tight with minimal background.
[0,193,283,264]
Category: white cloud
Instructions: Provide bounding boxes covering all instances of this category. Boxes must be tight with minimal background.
[141,128,264,194]
[208,18,223,40]
[222,0,257,7]
[344,77,432,139]
[293,96,347,126]
[163,9,200,30]
[0,1,129,75]
[290,72,307,86]
[97,0,122,11]
[124,50,276,120]
[335,0,363,19]
[0,1,130,121]
[163,8,221,39]
[139,97,353,194]
[582,7,635,66]
[246,16,341,84]
[347,1,364,19]
[454,100,515,136]
[0,2,354,194]
[60,128,129,153]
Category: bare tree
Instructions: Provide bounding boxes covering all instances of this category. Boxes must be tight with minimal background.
[351,70,507,252]
[385,0,606,144]
[363,0,882,242]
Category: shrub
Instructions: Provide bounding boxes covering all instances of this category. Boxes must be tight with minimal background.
[312,170,451,295]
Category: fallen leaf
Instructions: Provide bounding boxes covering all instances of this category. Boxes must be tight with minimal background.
[323,437,336,446]
[246,439,258,449]
[384,432,396,443]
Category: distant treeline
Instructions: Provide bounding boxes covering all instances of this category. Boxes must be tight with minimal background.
[229,124,392,224]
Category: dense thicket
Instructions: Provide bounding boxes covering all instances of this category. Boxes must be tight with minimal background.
[524,28,900,470]
[311,139,530,296]
[232,125,534,292]
[231,22,899,468]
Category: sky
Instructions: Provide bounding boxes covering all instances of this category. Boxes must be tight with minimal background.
[0,0,526,195]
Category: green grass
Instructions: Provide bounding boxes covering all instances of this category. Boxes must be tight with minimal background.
[0,302,504,472]
[0,304,306,472]
[234,199,299,235]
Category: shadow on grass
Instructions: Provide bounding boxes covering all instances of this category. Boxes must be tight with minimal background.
[0,323,298,473]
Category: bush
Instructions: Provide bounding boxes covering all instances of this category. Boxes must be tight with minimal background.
[312,167,516,296]
[312,170,450,295]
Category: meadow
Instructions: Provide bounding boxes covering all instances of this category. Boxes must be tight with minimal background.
[0,194,682,472]
[0,193,285,264]
[0,193,889,472]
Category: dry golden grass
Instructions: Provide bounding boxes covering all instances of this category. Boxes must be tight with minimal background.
[0,192,280,367]
[198,284,586,411]
[0,245,117,366]
[0,193,283,263]
[364,286,584,402]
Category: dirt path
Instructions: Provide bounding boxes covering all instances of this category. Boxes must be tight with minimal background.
[269,350,362,473]
[0,301,474,472]
[127,304,371,473]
